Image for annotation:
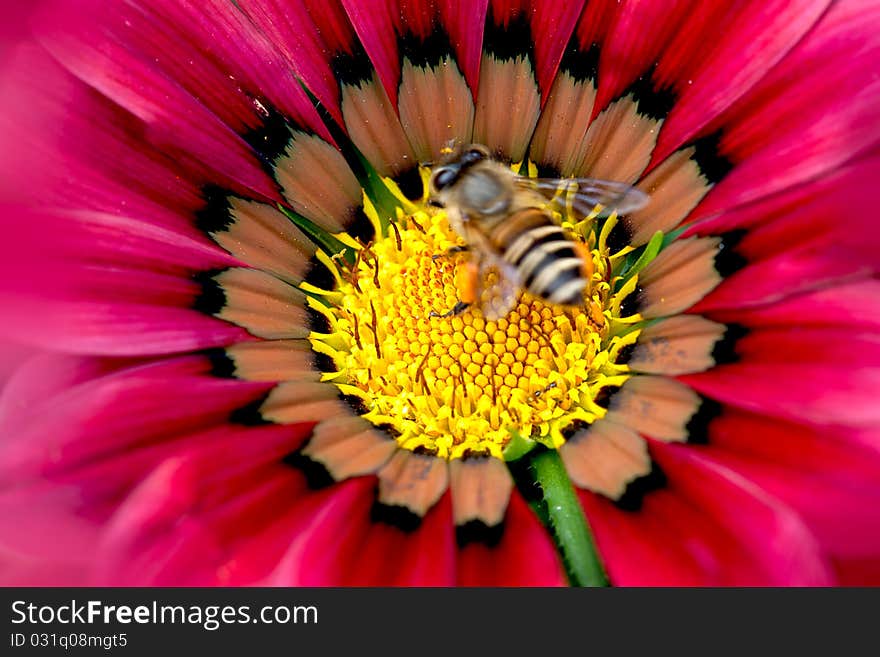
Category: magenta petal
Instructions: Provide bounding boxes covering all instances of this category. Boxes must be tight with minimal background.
[650,0,831,166]
[593,0,692,113]
[685,1,880,217]
[239,0,360,128]
[705,280,880,330]
[680,329,880,427]
[34,2,281,202]
[457,491,565,586]
[688,158,880,310]
[268,479,458,586]
[585,441,834,585]
[0,357,272,482]
[95,460,308,585]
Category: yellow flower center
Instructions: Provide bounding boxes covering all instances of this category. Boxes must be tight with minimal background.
[307,176,641,461]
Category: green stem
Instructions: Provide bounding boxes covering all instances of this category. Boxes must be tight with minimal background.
[531,450,609,587]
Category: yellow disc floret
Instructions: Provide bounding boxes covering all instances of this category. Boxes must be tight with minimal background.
[307,181,640,461]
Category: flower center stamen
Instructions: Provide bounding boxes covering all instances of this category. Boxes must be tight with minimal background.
[307,176,642,460]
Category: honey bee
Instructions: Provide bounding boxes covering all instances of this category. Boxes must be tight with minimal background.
[427,143,650,320]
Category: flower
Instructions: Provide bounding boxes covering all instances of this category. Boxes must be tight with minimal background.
[0,0,878,586]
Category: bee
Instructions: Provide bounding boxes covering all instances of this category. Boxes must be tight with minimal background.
[427,143,650,320]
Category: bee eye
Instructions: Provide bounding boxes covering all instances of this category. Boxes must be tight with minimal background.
[462,147,486,165]
[432,167,457,191]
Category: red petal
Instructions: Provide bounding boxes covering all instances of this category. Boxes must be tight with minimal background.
[269,478,458,585]
[680,329,880,428]
[686,1,880,217]
[34,1,281,201]
[583,441,834,585]
[649,0,831,166]
[457,491,565,586]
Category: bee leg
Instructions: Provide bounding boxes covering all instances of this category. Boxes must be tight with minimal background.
[429,259,477,318]
[429,300,472,318]
[431,245,470,261]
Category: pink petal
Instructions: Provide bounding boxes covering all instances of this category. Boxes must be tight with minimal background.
[584,440,834,585]
[34,1,282,202]
[593,0,693,114]
[269,479,458,586]
[680,329,880,428]
[687,157,880,310]
[95,460,310,585]
[649,0,831,166]
[0,356,273,482]
[685,0,880,218]
[457,491,565,586]
[239,0,361,128]
[705,280,880,330]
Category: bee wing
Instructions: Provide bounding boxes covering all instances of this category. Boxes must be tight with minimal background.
[461,224,522,321]
[515,176,650,219]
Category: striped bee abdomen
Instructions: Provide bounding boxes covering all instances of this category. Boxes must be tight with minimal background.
[490,208,588,306]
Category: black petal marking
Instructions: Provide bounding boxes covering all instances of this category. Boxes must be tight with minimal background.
[684,397,724,444]
[715,229,748,276]
[192,269,227,315]
[712,323,749,365]
[371,501,422,532]
[692,130,735,184]
[619,284,643,317]
[483,8,534,62]
[195,186,234,234]
[284,449,336,488]
[559,39,600,83]
[331,42,375,87]
[395,166,425,201]
[303,256,336,291]
[243,104,293,164]
[456,519,504,548]
[205,347,236,378]
[605,219,634,255]
[615,463,667,512]
[230,394,273,426]
[627,68,677,122]
[399,27,455,69]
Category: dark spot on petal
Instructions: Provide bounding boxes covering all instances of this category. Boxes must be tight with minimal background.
[605,219,634,255]
[615,462,667,511]
[195,186,234,234]
[230,394,273,426]
[371,501,422,531]
[684,397,723,444]
[205,347,236,378]
[243,103,292,164]
[395,166,425,201]
[715,229,748,276]
[192,269,227,315]
[627,67,677,122]
[340,394,368,415]
[303,256,336,291]
[619,284,644,317]
[456,519,504,547]
[616,342,636,366]
[347,207,376,243]
[561,419,590,441]
[284,449,335,488]
[483,7,534,63]
[306,305,331,334]
[712,323,748,364]
[331,43,375,87]
[399,26,454,69]
[692,130,734,184]
[313,351,337,374]
[559,39,600,83]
